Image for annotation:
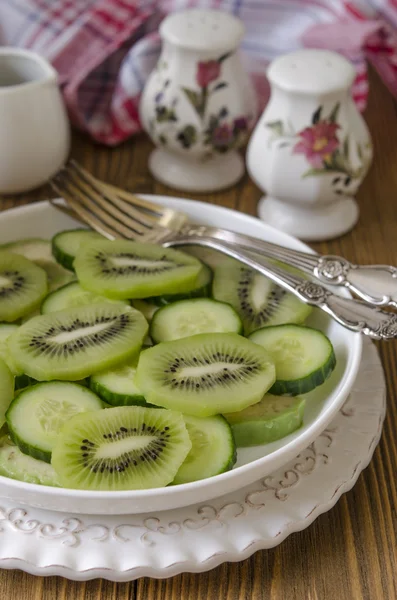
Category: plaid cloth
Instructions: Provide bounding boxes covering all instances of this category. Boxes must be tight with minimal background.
[1,0,397,145]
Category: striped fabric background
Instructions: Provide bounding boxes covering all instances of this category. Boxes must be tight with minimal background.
[0,0,396,145]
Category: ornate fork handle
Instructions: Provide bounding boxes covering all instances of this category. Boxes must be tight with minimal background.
[166,235,397,340]
[180,224,397,308]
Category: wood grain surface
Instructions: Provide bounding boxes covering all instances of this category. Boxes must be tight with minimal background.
[0,68,396,600]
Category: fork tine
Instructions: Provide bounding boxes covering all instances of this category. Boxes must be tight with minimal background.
[49,198,85,224]
[67,162,160,231]
[50,176,126,240]
[69,160,188,230]
[70,160,168,217]
[54,169,145,240]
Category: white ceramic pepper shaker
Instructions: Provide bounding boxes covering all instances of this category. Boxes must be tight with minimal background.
[139,9,257,193]
[247,49,373,241]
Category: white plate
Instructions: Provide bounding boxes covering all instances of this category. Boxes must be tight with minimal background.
[0,198,362,515]
[0,339,384,581]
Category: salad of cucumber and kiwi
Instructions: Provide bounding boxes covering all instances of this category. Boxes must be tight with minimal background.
[0,229,337,492]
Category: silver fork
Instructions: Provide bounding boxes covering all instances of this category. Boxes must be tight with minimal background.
[59,161,397,310]
[49,167,397,340]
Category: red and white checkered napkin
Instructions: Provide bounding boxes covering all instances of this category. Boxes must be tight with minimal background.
[1,0,397,146]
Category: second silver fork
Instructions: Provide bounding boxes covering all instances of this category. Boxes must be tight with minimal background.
[59,161,397,310]
[49,169,397,340]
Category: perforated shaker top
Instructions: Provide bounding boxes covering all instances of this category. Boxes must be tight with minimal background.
[267,49,356,95]
[160,9,245,52]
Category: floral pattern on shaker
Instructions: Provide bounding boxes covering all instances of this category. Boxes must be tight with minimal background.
[265,103,372,195]
[149,52,250,156]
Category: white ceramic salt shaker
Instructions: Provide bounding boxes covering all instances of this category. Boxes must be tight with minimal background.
[247,49,373,241]
[139,9,257,193]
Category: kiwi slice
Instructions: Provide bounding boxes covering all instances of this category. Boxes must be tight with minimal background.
[0,324,33,390]
[224,394,306,447]
[74,239,203,300]
[52,229,104,271]
[0,358,14,429]
[136,333,276,417]
[1,238,74,292]
[0,252,48,322]
[41,281,129,314]
[212,263,312,335]
[9,303,149,381]
[51,405,192,490]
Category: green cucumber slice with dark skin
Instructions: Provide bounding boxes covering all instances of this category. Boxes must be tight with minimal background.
[0,435,60,486]
[52,229,104,271]
[173,414,236,484]
[89,362,149,407]
[41,281,129,314]
[6,382,104,463]
[148,264,213,306]
[150,298,243,343]
[224,394,306,447]
[249,324,336,395]
[131,299,158,322]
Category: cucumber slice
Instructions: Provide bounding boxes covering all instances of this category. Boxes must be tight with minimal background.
[89,362,147,406]
[173,414,236,484]
[52,229,104,271]
[150,298,243,343]
[6,382,104,463]
[212,263,312,334]
[0,434,60,486]
[41,281,129,314]
[224,394,305,447]
[1,238,52,262]
[149,264,213,306]
[249,324,336,395]
[131,299,158,322]
[0,358,14,429]
[1,238,75,292]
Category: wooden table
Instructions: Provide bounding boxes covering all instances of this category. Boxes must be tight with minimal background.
[1,68,396,600]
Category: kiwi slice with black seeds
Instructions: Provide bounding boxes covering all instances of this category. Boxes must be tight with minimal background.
[0,252,48,322]
[1,238,74,292]
[0,324,33,390]
[74,239,203,299]
[136,332,276,417]
[212,263,312,334]
[9,303,148,381]
[51,406,192,490]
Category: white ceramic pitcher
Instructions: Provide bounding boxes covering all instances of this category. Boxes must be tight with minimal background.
[0,48,70,194]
